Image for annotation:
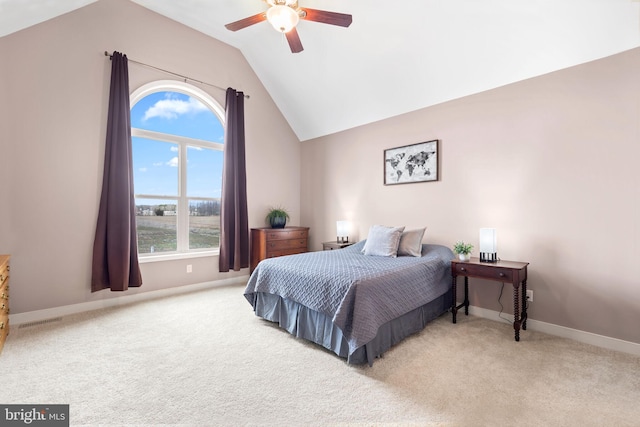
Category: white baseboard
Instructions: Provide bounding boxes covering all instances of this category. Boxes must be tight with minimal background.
[10,275,250,326]
[465,304,640,357]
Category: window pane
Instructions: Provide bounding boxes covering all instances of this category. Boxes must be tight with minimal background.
[132,138,178,196]
[189,200,220,250]
[136,199,178,254]
[187,146,223,198]
[130,92,224,142]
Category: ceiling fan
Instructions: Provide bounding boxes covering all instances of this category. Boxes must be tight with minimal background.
[225,0,353,54]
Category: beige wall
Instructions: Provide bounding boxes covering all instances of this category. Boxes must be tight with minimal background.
[301,48,640,345]
[0,0,301,313]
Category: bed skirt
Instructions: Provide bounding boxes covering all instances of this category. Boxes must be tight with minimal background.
[252,289,452,366]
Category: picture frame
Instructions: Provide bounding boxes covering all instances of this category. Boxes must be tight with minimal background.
[384,139,439,185]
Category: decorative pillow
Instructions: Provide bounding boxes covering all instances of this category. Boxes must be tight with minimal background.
[397,228,426,257]
[362,225,406,257]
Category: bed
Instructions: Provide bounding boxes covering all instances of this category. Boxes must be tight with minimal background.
[243,234,454,366]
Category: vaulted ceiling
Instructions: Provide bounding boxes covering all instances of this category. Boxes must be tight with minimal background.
[2,0,639,140]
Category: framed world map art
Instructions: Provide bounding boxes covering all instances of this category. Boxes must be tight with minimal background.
[384,139,439,185]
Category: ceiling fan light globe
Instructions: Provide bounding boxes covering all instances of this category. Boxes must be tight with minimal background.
[267,5,299,33]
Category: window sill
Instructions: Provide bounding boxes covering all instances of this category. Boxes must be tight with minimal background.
[138,250,219,264]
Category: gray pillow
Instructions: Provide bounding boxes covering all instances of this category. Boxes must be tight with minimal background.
[397,228,426,257]
[362,225,406,257]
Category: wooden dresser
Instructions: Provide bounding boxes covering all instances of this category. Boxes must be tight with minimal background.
[0,255,10,354]
[250,227,309,273]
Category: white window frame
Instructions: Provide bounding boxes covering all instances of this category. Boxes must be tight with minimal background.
[130,80,225,263]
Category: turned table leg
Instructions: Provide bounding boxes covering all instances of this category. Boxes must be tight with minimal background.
[464,277,469,315]
[451,275,458,323]
[513,283,521,342]
[451,274,471,324]
[521,279,528,330]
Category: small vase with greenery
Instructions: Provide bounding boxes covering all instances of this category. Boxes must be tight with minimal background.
[453,241,474,261]
[266,207,290,229]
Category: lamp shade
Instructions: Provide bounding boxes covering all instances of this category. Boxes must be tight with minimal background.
[479,228,497,263]
[336,220,350,236]
[479,228,496,252]
[267,5,299,33]
[336,220,350,243]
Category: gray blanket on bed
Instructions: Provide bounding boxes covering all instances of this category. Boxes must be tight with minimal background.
[244,241,454,354]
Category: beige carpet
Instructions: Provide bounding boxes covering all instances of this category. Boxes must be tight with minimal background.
[1,284,639,426]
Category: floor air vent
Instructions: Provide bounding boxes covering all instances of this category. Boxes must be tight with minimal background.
[18,317,63,329]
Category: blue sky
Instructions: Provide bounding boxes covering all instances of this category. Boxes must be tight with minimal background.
[131,92,224,202]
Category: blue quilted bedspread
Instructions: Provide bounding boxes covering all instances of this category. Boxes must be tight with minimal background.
[244,241,454,354]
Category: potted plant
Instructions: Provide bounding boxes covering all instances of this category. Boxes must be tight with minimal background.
[266,207,290,228]
[453,241,474,261]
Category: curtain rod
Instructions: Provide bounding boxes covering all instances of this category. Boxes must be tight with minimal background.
[104,51,249,99]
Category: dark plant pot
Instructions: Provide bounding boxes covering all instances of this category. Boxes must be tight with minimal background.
[270,216,287,228]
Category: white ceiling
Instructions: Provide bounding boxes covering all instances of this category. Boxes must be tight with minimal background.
[2,0,639,141]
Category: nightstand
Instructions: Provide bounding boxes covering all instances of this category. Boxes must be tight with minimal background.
[322,241,354,250]
[451,258,529,342]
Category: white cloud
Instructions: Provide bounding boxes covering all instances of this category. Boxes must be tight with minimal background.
[170,146,179,152]
[139,167,147,172]
[143,95,208,121]
[167,157,179,167]
[153,162,163,167]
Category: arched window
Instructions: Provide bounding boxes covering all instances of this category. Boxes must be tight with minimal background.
[130,81,224,257]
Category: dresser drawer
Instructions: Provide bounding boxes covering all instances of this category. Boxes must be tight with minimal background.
[266,238,308,251]
[0,268,8,288]
[0,313,7,333]
[266,229,308,241]
[0,318,8,353]
[0,254,9,355]
[0,300,8,316]
[454,263,514,281]
[0,273,8,309]
[266,248,307,259]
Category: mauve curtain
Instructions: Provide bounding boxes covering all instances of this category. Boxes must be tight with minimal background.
[219,88,249,272]
[91,51,142,292]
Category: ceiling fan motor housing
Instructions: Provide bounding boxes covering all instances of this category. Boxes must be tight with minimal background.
[267,0,298,7]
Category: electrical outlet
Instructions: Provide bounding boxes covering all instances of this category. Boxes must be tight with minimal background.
[186,264,192,273]
[526,290,533,302]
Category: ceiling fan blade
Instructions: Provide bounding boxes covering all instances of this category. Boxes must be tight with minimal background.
[225,12,267,31]
[301,8,352,27]
[286,27,304,53]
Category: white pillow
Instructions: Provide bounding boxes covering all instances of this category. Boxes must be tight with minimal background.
[362,225,406,257]
[397,228,426,257]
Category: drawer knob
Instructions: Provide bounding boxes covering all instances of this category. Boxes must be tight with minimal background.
[499,273,506,277]
[460,267,466,272]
